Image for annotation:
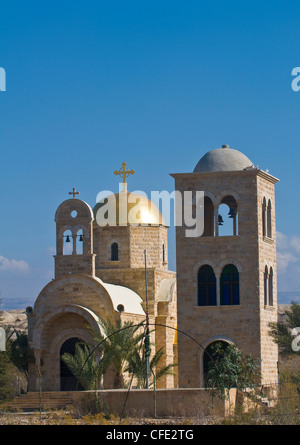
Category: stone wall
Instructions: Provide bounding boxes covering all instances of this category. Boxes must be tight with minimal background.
[257,173,278,383]
[94,225,168,270]
[70,388,234,418]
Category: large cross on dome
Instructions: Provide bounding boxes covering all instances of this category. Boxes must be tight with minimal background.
[69,187,79,199]
[114,162,135,184]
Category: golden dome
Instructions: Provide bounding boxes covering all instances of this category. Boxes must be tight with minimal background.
[93,190,166,226]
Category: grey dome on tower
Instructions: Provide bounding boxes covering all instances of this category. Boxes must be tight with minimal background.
[193,144,254,173]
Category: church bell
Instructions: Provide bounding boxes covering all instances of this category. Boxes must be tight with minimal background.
[228,208,235,218]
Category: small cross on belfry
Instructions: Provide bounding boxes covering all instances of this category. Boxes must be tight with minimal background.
[69,188,79,199]
[114,162,135,184]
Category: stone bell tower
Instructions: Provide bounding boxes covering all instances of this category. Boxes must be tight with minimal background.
[54,188,95,278]
[171,144,279,388]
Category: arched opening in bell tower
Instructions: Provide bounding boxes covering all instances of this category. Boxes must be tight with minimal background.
[76,229,83,254]
[267,200,272,238]
[202,196,215,236]
[217,195,238,236]
[262,197,267,237]
[63,230,73,255]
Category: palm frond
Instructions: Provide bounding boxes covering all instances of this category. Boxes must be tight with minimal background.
[61,343,109,390]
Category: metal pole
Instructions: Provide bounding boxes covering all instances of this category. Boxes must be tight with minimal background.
[144,250,150,389]
[152,369,156,418]
[37,366,42,418]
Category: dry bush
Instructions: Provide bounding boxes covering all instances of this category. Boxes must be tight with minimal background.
[72,392,109,418]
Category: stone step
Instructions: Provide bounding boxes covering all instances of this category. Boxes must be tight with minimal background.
[7,392,77,411]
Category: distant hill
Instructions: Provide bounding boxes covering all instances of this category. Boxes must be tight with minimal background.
[278,292,300,305]
[1,297,35,311]
[0,310,27,332]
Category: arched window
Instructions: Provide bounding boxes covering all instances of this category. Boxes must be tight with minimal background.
[217,195,238,236]
[268,267,273,306]
[264,266,269,305]
[111,242,119,261]
[220,264,240,305]
[162,243,166,264]
[262,198,267,237]
[267,200,272,238]
[197,265,217,306]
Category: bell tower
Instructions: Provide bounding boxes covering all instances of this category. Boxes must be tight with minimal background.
[171,145,279,387]
[54,188,95,278]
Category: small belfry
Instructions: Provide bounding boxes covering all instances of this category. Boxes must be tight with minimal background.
[54,189,95,277]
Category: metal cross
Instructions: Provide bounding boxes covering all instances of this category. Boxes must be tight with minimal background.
[69,187,79,199]
[114,162,135,184]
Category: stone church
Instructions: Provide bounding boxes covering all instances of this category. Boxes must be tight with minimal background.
[27,145,279,392]
[27,164,177,391]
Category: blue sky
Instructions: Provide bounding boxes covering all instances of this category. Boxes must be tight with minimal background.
[1,0,300,309]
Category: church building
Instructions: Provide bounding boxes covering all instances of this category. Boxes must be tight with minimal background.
[27,163,177,391]
[27,144,279,393]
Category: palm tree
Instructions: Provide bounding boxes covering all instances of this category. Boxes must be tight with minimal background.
[93,318,144,389]
[61,343,110,390]
[126,346,176,389]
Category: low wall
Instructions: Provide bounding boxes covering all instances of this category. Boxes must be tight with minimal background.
[71,388,237,418]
